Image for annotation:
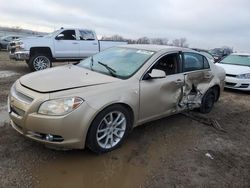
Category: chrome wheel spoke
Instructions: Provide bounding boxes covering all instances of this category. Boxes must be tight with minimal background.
[110,134,114,147]
[104,136,110,148]
[97,128,107,133]
[114,127,125,132]
[109,113,113,123]
[113,113,121,124]
[113,131,122,139]
[114,117,125,128]
[97,132,107,141]
[33,56,50,70]
[103,118,109,125]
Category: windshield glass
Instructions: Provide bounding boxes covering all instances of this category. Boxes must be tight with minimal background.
[0,36,7,40]
[78,47,155,79]
[219,55,250,66]
[210,48,223,56]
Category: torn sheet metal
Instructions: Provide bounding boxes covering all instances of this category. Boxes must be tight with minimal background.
[178,72,211,110]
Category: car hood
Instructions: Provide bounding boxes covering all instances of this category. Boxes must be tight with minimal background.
[19,65,120,93]
[216,63,250,75]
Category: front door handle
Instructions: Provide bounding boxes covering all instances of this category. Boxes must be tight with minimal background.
[72,42,79,44]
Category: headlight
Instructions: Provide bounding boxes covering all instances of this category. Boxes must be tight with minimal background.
[17,41,23,45]
[236,73,250,79]
[20,44,25,49]
[38,97,84,116]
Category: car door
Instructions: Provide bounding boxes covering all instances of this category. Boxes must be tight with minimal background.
[182,52,213,90]
[77,29,99,58]
[54,29,80,58]
[139,52,184,123]
[180,52,214,108]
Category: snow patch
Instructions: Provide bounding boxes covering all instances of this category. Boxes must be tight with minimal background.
[0,70,19,78]
[0,105,9,127]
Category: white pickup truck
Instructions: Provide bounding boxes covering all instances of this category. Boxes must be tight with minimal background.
[9,28,127,71]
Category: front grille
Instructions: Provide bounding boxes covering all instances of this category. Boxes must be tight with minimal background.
[239,84,249,88]
[11,106,25,116]
[226,74,237,77]
[12,85,33,104]
[10,48,16,53]
[225,82,237,87]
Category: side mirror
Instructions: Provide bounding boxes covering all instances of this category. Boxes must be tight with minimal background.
[148,69,166,79]
[56,34,64,40]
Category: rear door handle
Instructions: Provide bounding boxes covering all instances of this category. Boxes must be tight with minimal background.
[175,79,184,85]
[204,73,212,79]
[72,42,79,44]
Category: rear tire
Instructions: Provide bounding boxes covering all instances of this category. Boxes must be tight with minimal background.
[200,88,215,113]
[86,104,132,154]
[28,53,52,71]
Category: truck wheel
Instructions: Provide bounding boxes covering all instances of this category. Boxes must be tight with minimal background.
[28,53,52,71]
[86,104,132,154]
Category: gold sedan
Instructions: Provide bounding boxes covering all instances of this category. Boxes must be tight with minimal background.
[8,45,225,153]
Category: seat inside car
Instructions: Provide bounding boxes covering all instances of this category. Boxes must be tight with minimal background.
[153,53,178,75]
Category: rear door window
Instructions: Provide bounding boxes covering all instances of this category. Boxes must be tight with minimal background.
[183,52,210,72]
[79,30,95,40]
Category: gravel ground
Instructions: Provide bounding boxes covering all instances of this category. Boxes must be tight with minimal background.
[0,51,249,188]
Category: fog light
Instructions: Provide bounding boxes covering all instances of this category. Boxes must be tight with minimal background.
[45,134,54,141]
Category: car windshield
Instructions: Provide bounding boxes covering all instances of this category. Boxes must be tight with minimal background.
[210,49,223,56]
[219,55,250,66]
[78,47,155,79]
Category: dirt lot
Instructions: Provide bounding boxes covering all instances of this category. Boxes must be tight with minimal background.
[0,51,249,188]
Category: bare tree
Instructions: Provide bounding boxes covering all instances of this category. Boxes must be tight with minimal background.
[171,38,189,47]
[137,37,150,44]
[172,39,180,47]
[101,35,125,41]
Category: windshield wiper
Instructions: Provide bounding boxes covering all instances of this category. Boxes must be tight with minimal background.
[98,61,117,77]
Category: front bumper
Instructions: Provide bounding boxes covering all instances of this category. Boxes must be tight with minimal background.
[8,81,96,149]
[224,76,250,91]
[9,50,30,61]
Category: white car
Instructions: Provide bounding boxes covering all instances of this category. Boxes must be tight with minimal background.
[216,53,250,91]
[9,28,127,71]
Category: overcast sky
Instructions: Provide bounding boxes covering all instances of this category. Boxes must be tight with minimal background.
[0,0,249,51]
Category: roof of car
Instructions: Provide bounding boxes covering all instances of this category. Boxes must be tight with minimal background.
[231,52,250,56]
[120,44,193,52]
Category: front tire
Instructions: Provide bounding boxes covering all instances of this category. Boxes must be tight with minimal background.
[86,105,132,154]
[200,88,215,113]
[28,53,52,71]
